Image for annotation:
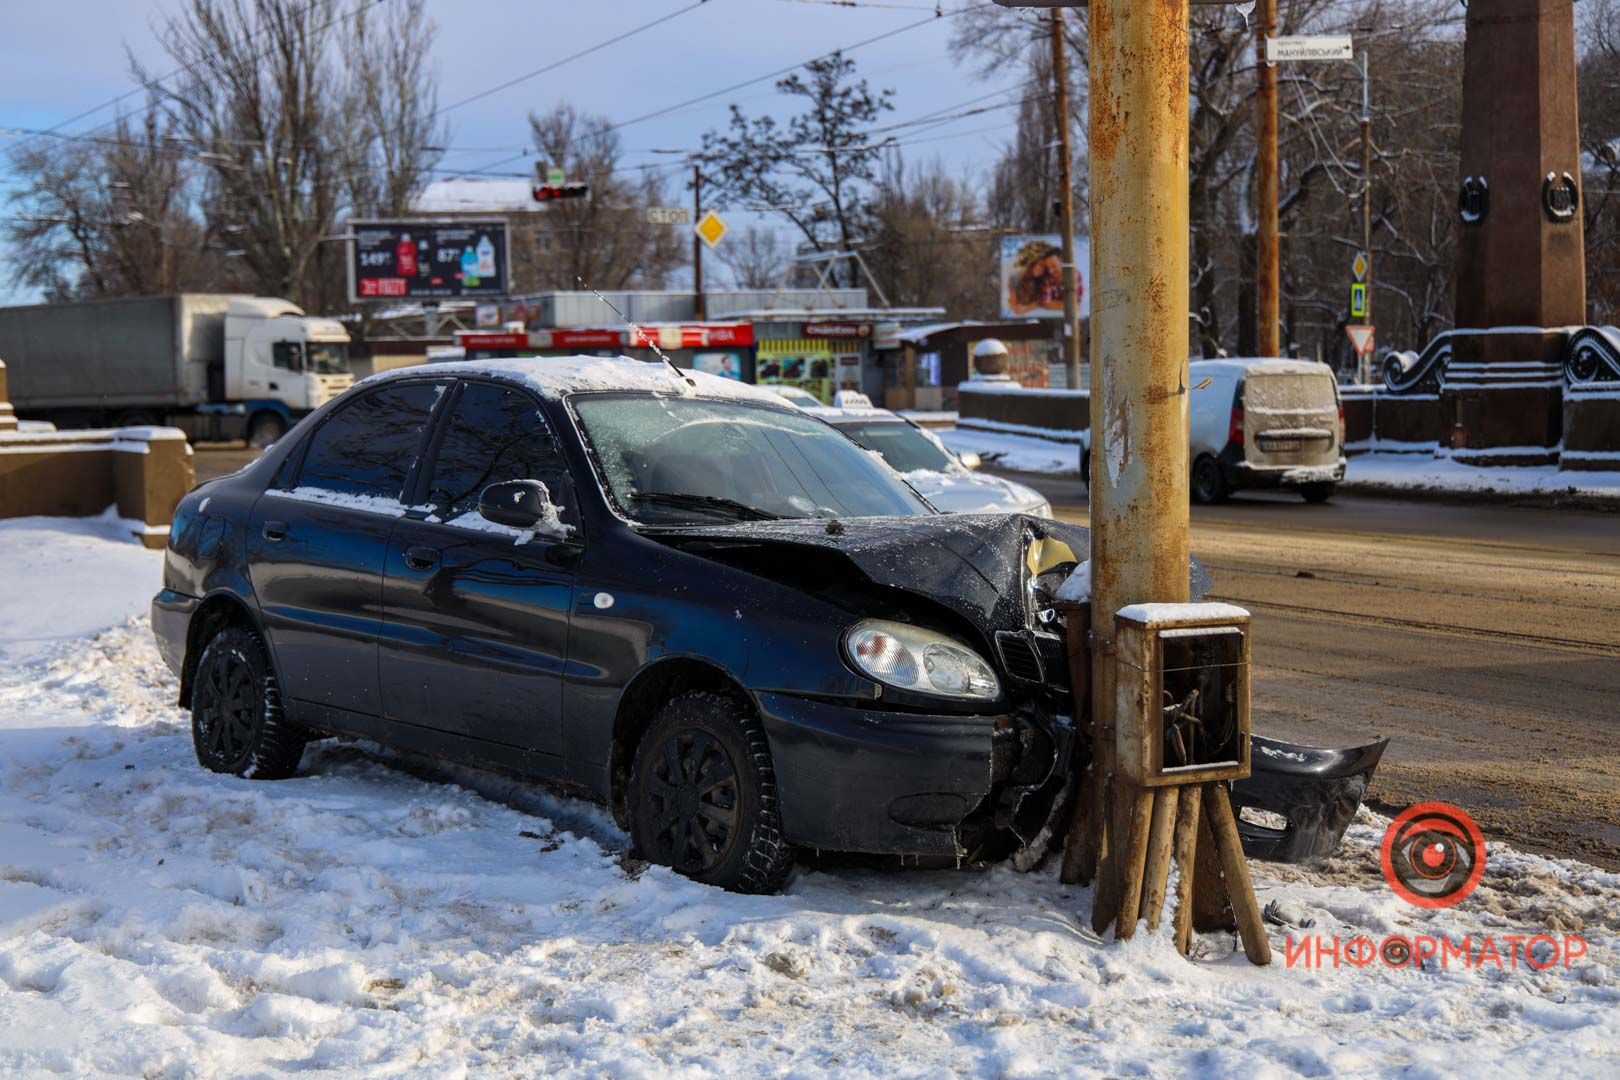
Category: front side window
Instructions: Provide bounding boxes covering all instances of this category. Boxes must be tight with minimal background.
[425,382,575,526]
[272,342,303,371]
[834,420,955,474]
[297,382,443,500]
[572,393,932,525]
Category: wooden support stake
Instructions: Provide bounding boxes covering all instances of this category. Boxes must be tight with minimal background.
[1203,783,1272,966]
[1058,602,1097,886]
[1170,783,1202,955]
[1192,808,1234,932]
[1139,786,1178,931]
[1111,784,1155,940]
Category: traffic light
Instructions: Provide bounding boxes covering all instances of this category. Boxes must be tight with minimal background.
[533,182,590,203]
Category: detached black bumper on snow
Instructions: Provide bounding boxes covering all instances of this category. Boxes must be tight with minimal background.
[1231,735,1390,861]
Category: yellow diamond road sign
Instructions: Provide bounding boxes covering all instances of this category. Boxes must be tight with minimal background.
[695,210,728,249]
[1352,251,1368,282]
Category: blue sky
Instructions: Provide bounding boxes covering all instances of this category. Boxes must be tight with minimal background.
[1,0,1031,304]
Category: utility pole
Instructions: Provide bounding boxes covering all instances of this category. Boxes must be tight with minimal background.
[1084,0,1192,931]
[1358,50,1374,384]
[1256,0,1280,357]
[692,163,706,321]
[1051,7,1083,390]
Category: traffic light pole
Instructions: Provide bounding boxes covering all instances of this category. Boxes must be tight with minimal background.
[693,164,706,321]
[1051,7,1083,391]
[1358,50,1374,384]
[1256,0,1280,357]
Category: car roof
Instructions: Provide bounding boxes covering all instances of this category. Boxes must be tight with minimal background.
[802,404,904,423]
[357,354,788,405]
[1190,357,1335,379]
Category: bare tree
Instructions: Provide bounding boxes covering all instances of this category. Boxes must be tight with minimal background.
[716,225,793,290]
[865,155,994,316]
[348,0,446,218]
[512,104,684,293]
[698,53,895,284]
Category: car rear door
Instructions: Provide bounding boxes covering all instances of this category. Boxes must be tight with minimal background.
[378,379,579,758]
[248,379,447,717]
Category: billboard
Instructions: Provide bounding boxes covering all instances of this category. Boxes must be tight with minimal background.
[350,219,510,301]
[999,234,1089,320]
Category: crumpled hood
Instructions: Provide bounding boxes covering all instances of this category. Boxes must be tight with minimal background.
[651,514,1211,635]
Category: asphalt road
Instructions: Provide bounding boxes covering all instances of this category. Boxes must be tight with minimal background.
[1009,468,1620,870]
[192,445,1620,868]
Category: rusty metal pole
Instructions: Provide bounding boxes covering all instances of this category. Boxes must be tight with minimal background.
[1086,0,1192,933]
[1051,8,1083,391]
[1256,0,1280,357]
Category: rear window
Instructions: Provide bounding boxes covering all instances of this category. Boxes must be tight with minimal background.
[1246,372,1334,409]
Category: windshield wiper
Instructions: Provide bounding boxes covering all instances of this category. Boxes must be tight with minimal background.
[628,490,784,522]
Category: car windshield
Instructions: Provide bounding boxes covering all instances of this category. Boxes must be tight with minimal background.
[306,342,351,375]
[833,420,955,473]
[572,394,933,525]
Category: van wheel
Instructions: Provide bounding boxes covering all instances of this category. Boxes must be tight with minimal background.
[191,626,305,779]
[1191,455,1230,504]
[1299,482,1335,504]
[246,412,286,450]
[629,691,793,894]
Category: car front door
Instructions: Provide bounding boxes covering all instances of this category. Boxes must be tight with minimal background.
[248,379,446,717]
[378,379,579,758]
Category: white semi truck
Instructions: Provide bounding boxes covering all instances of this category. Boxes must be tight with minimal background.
[0,294,353,447]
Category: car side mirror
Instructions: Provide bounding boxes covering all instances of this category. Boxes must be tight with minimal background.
[479,479,553,529]
[958,451,981,471]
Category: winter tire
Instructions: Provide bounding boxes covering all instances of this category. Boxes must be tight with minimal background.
[1191,454,1230,504]
[1299,482,1335,504]
[628,691,793,894]
[247,412,287,450]
[191,626,305,779]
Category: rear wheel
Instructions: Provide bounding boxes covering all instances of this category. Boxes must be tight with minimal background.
[191,626,305,779]
[1299,482,1335,504]
[629,691,793,894]
[246,411,287,450]
[1191,454,1230,504]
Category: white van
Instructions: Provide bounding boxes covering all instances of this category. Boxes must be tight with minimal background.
[1082,358,1346,503]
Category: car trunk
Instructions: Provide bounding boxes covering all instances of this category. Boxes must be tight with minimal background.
[1243,368,1341,468]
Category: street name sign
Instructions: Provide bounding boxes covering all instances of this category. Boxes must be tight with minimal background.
[647,206,691,225]
[1266,35,1354,63]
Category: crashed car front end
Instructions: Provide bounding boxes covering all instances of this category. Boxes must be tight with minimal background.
[657,512,1386,865]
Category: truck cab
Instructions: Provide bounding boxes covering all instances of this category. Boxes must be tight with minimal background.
[224,298,353,444]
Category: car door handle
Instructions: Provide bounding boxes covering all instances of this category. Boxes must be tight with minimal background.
[261,520,288,542]
[403,545,440,571]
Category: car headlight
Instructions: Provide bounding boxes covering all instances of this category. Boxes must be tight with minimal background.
[844,619,1001,702]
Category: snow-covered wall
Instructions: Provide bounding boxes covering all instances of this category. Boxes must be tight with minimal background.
[957,384,1090,445]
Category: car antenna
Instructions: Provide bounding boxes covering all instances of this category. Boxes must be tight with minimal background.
[576,276,696,389]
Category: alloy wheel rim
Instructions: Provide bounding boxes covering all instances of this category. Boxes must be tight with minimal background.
[196,655,257,765]
[647,729,740,872]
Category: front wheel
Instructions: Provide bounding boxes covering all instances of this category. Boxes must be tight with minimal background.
[191,626,305,779]
[1299,482,1336,504]
[629,691,794,893]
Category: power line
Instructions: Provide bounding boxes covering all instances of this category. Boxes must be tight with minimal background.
[434,0,715,117]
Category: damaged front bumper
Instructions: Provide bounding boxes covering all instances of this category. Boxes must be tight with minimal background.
[755,691,1063,859]
[1231,734,1390,861]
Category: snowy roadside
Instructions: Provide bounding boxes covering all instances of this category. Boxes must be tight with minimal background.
[939,426,1620,506]
[2,517,1619,1076]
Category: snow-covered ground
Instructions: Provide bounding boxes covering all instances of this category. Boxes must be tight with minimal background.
[3,515,1619,1076]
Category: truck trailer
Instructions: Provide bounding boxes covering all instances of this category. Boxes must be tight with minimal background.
[0,294,353,447]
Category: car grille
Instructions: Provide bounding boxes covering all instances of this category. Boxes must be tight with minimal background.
[995,631,1045,684]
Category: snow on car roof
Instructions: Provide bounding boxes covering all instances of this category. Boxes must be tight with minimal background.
[360,354,788,405]
[802,405,901,422]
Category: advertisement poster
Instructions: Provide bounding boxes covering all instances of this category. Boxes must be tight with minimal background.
[351,219,510,301]
[692,351,742,380]
[999,234,1089,320]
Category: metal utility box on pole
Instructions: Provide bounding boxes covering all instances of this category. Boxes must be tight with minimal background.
[1050,7,1083,391]
[1256,0,1281,357]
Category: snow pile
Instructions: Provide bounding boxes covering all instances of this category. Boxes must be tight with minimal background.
[2,520,1619,1075]
[1346,453,1620,500]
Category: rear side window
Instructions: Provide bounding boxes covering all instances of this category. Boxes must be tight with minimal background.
[425,382,575,523]
[297,382,444,500]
